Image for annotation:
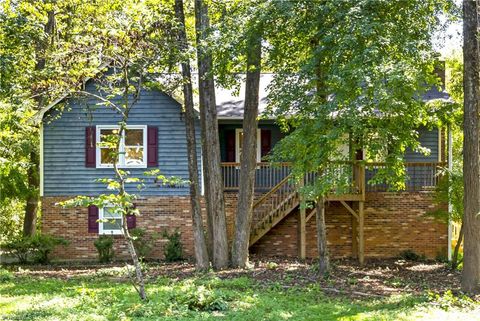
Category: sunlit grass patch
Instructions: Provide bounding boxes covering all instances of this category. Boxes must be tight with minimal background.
[0,271,478,321]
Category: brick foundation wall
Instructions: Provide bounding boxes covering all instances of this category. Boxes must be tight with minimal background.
[42,191,447,261]
[250,192,447,259]
[42,196,202,260]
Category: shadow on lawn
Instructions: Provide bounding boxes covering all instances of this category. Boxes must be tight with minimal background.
[1,276,428,321]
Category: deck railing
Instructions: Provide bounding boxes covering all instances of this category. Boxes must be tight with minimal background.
[365,162,446,192]
[221,161,445,193]
[221,162,291,191]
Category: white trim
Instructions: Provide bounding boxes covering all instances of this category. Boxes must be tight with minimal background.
[96,125,147,169]
[40,123,44,197]
[235,128,261,163]
[99,206,123,235]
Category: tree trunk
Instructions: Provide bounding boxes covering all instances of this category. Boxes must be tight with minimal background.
[316,197,329,276]
[24,150,39,236]
[123,222,147,300]
[231,29,262,268]
[174,0,209,271]
[115,123,147,301]
[24,10,56,236]
[194,0,229,270]
[452,222,464,270]
[462,0,480,294]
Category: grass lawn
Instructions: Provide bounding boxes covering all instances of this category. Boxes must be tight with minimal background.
[0,260,479,321]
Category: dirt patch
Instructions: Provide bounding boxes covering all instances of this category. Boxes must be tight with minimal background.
[5,257,463,299]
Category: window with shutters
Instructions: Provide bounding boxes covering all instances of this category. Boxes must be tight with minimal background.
[235,128,261,163]
[96,125,147,168]
[99,207,123,235]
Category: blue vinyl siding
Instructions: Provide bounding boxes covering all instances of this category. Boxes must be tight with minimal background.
[43,85,201,197]
[404,127,440,162]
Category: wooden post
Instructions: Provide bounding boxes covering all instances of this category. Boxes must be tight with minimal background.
[299,204,306,259]
[298,178,306,259]
[358,201,365,266]
[351,212,358,258]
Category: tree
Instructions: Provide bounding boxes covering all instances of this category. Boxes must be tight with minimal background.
[461,0,480,294]
[173,0,209,271]
[194,0,229,269]
[0,0,97,238]
[56,1,179,300]
[262,0,452,273]
[231,24,262,268]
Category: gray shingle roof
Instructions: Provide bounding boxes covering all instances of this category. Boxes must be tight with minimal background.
[215,74,451,118]
[216,74,273,118]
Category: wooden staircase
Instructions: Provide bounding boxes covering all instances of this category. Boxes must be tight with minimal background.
[249,175,299,246]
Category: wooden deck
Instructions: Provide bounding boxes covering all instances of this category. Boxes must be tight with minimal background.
[221,161,445,198]
[221,161,445,265]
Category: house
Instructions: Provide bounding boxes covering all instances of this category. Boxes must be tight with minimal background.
[38,73,451,262]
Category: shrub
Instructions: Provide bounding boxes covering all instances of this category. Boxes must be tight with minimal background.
[399,249,421,261]
[428,290,475,310]
[1,236,32,263]
[30,234,69,264]
[94,236,115,263]
[174,284,228,312]
[0,234,68,264]
[0,268,13,282]
[130,228,155,261]
[162,229,183,262]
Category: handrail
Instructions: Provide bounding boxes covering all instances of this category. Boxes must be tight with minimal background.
[250,172,299,241]
[252,174,292,209]
[221,161,444,192]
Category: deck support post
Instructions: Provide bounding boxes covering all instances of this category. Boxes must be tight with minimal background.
[298,178,306,259]
[299,204,306,259]
[352,210,358,259]
[358,201,365,266]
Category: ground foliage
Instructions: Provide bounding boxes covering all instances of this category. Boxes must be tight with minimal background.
[0,258,479,320]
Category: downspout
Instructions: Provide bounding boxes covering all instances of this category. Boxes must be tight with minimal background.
[447,124,453,261]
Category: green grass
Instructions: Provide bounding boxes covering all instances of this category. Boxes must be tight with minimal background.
[0,269,478,321]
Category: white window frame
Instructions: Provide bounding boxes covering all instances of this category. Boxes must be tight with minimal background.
[96,125,147,169]
[99,206,123,235]
[235,128,262,163]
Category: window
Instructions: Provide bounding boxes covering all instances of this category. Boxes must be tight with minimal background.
[235,128,261,163]
[96,125,147,168]
[99,207,123,235]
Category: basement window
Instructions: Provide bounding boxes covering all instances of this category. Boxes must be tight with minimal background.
[99,207,123,235]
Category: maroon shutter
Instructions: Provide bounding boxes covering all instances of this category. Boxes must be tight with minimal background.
[225,130,236,162]
[88,205,99,233]
[85,126,96,168]
[147,126,158,167]
[126,204,137,230]
[260,129,272,159]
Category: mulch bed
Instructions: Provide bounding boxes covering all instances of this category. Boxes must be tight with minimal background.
[5,256,465,299]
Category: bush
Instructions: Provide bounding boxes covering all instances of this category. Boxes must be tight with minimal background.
[94,236,115,263]
[30,234,69,264]
[0,268,13,282]
[162,229,183,262]
[130,228,155,261]
[0,234,68,264]
[173,284,228,312]
[1,236,32,263]
[399,249,422,261]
